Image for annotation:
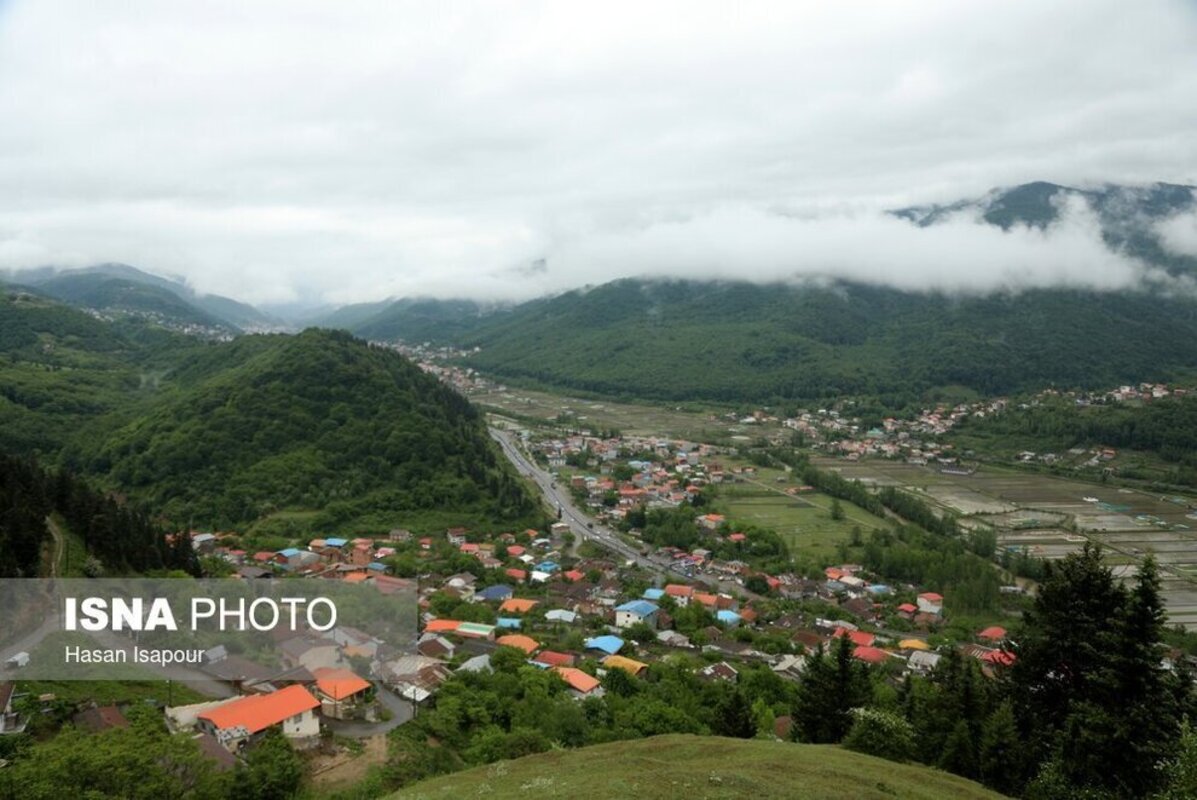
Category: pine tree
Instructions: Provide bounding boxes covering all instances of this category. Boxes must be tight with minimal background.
[978,700,1022,796]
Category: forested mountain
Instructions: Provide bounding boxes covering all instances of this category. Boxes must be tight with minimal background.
[81,328,536,532]
[350,297,494,343]
[316,181,1197,404]
[2,263,286,333]
[0,290,537,535]
[445,279,1197,403]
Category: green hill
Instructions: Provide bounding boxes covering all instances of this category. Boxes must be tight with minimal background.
[449,278,1197,403]
[398,735,1008,800]
[351,296,493,343]
[85,328,538,532]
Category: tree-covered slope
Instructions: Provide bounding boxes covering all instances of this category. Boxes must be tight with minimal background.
[351,296,493,343]
[398,734,1009,800]
[86,328,537,532]
[452,279,1197,403]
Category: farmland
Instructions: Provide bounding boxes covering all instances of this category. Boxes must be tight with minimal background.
[814,457,1197,628]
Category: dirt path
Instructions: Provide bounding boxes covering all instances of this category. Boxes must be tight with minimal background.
[310,734,389,789]
[45,515,65,577]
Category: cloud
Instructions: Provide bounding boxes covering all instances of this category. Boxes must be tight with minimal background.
[0,1,1195,305]
[1156,203,1197,259]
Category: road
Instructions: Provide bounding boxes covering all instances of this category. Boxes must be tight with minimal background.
[489,425,752,597]
[321,682,413,737]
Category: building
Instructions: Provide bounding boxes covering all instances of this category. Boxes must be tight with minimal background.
[311,667,373,720]
[196,685,321,751]
[615,600,660,630]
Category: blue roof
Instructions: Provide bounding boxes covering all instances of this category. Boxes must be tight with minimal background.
[616,600,659,616]
[476,584,514,601]
[497,617,522,629]
[643,588,666,601]
[867,584,891,595]
[535,561,560,573]
[367,562,387,571]
[585,635,625,655]
[324,537,348,547]
[278,548,300,557]
[716,610,741,623]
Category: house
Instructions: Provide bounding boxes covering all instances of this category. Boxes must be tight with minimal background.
[656,629,692,648]
[716,610,742,628]
[497,617,522,630]
[496,634,540,655]
[278,635,341,672]
[833,627,876,648]
[499,598,539,615]
[197,685,321,751]
[475,584,514,603]
[73,705,130,733]
[554,667,604,698]
[416,633,456,660]
[851,646,890,665]
[505,568,528,583]
[312,668,373,720]
[772,654,807,680]
[664,584,694,607]
[698,661,739,683]
[977,625,1007,642]
[446,528,468,546]
[532,650,576,668]
[916,592,944,615]
[896,602,918,620]
[697,513,726,531]
[615,600,660,630]
[907,650,942,676]
[602,654,648,676]
[585,635,625,656]
[544,609,578,624]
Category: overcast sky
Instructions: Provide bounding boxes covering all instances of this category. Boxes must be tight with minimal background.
[1,0,1196,307]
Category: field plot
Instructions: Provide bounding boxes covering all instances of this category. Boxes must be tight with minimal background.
[812,456,1197,628]
[716,481,889,561]
[471,387,743,440]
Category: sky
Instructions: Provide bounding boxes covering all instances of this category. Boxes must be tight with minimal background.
[1,0,1196,307]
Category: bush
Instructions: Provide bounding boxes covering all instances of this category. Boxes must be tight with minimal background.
[842,708,915,763]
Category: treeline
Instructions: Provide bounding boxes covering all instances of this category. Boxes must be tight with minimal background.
[954,395,1197,486]
[795,548,1197,799]
[0,451,197,577]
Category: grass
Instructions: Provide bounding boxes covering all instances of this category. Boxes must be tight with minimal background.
[396,734,1008,800]
[19,679,208,706]
[716,481,890,560]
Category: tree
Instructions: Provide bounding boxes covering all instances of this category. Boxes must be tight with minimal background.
[830,498,845,521]
[713,688,756,739]
[978,701,1023,796]
[240,729,303,800]
[792,636,871,743]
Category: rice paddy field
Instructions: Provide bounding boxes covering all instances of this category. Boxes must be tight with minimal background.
[813,457,1197,629]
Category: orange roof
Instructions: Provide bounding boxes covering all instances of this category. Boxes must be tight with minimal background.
[602,654,648,675]
[533,650,575,668]
[505,568,527,581]
[425,619,461,633]
[198,685,319,734]
[693,592,718,607]
[978,626,1007,641]
[499,598,539,614]
[313,667,371,700]
[342,572,370,584]
[554,667,600,694]
[665,584,694,597]
[496,634,540,655]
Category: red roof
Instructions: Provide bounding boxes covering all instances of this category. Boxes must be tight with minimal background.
[554,667,600,694]
[918,592,944,603]
[532,650,575,668]
[977,626,1007,641]
[198,685,319,734]
[851,646,889,664]
[563,570,585,582]
[981,650,1016,666]
[728,533,747,543]
[833,627,876,648]
[506,545,526,556]
[897,603,917,613]
[425,619,461,633]
[825,567,845,580]
[665,584,694,597]
[505,568,527,582]
[313,667,371,700]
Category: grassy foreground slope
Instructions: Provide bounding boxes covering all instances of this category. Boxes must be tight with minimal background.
[397,735,1008,800]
